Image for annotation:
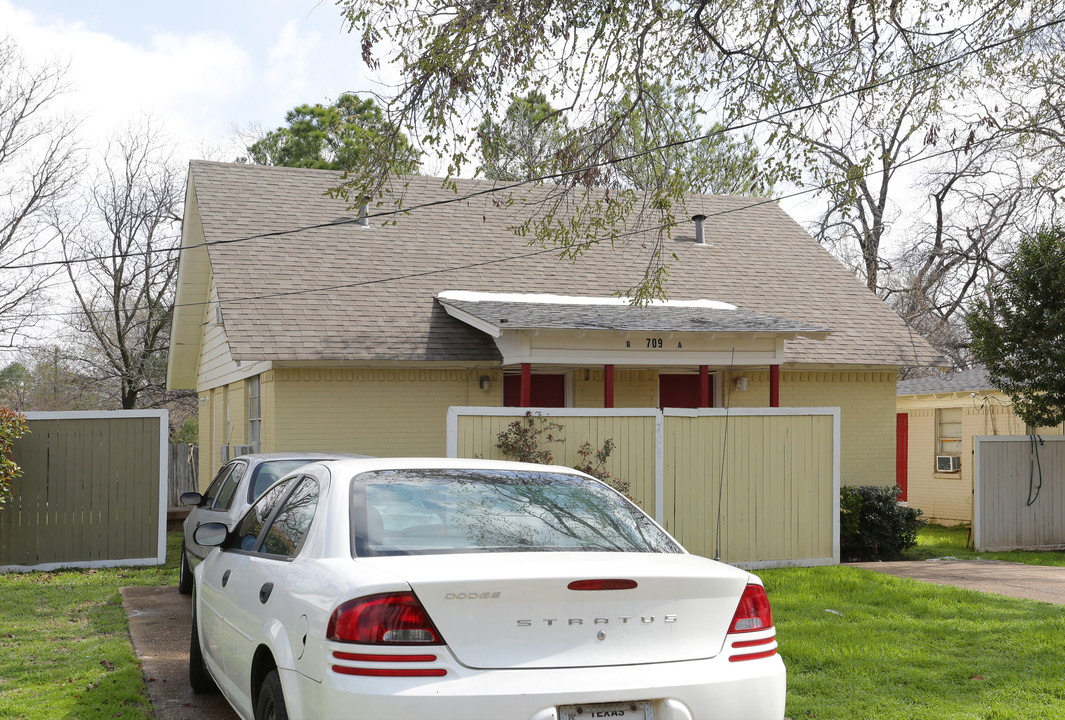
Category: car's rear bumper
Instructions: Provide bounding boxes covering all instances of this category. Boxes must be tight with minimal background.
[284,651,786,720]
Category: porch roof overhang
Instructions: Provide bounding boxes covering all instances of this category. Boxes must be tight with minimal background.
[437,291,833,367]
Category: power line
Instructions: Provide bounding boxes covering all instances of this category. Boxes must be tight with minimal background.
[19,133,1017,323]
[2,14,1060,275]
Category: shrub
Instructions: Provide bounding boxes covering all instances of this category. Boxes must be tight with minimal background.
[0,408,29,510]
[495,411,629,496]
[171,417,199,445]
[840,484,924,561]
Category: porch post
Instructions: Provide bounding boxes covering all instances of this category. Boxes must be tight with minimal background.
[770,364,780,407]
[604,364,615,408]
[699,365,710,408]
[520,363,532,407]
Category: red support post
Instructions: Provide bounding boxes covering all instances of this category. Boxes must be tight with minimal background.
[604,364,615,408]
[699,365,710,408]
[769,364,780,407]
[520,363,532,407]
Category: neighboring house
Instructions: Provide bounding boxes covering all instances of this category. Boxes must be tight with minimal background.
[168,161,941,492]
[897,366,1064,525]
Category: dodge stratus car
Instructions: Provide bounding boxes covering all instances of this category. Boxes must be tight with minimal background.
[190,457,786,720]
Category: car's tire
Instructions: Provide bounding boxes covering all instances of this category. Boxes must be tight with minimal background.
[177,547,192,595]
[189,608,217,694]
[255,669,290,720]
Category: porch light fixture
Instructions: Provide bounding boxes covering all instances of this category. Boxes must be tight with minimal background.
[479,375,491,391]
[734,376,748,391]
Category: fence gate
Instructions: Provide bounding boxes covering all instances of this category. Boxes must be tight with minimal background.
[2,411,168,571]
[447,406,839,568]
[974,435,1065,551]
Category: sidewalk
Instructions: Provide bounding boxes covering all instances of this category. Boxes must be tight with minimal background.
[849,558,1065,604]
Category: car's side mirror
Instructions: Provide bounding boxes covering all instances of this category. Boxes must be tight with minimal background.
[180,491,203,507]
[194,522,230,547]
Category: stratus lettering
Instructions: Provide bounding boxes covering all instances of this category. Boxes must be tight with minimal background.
[517,615,677,627]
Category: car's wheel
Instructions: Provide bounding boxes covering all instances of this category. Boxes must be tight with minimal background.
[189,608,217,693]
[177,546,192,595]
[255,669,289,720]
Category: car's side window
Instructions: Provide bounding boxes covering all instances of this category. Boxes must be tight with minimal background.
[201,464,235,508]
[213,461,247,510]
[260,477,320,558]
[230,478,296,552]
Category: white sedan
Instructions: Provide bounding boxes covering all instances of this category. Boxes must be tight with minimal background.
[190,458,786,720]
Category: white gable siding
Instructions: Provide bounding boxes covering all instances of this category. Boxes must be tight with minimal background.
[197,277,271,391]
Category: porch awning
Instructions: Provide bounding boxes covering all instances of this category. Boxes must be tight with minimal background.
[437,291,832,366]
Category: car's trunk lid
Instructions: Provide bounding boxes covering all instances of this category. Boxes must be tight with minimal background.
[356,552,750,669]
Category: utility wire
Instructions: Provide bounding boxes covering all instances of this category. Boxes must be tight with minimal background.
[17,133,1031,323]
[3,14,1061,275]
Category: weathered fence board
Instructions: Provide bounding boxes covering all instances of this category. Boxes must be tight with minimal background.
[2,411,167,571]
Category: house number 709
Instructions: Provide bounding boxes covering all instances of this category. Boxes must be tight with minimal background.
[646,338,663,348]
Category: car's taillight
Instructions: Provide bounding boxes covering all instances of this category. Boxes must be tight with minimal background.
[327,592,444,645]
[728,584,774,634]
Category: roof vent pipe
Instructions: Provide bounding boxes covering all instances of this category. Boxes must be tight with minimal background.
[358,197,370,228]
[692,214,707,246]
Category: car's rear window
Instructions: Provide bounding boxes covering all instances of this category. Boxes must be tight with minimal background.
[350,469,681,556]
[249,459,326,502]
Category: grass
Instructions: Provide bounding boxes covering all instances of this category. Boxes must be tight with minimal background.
[0,531,180,720]
[761,564,1065,720]
[902,523,1065,566]
[760,524,1065,719]
[3,526,1065,720]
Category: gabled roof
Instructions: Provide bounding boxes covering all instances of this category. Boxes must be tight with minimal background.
[897,366,995,396]
[171,161,941,374]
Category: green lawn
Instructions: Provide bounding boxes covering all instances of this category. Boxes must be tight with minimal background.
[0,532,180,720]
[2,527,1065,720]
[760,524,1065,719]
[762,564,1065,719]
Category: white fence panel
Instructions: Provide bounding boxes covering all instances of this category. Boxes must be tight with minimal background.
[974,435,1065,551]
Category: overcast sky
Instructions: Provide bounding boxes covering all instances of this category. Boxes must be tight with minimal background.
[0,0,376,163]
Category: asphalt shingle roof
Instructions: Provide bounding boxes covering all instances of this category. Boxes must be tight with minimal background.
[438,297,832,336]
[186,161,941,366]
[897,366,994,395]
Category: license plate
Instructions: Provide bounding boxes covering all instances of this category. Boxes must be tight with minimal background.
[558,701,654,720]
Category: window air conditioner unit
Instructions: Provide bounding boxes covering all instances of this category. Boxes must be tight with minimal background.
[232,444,257,457]
[936,455,961,473]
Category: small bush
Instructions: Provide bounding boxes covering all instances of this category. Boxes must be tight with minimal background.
[840,484,924,561]
[0,408,29,510]
[171,417,199,445]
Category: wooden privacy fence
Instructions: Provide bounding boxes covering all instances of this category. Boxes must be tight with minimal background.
[974,435,1065,551]
[447,406,840,568]
[168,443,199,507]
[1,411,168,571]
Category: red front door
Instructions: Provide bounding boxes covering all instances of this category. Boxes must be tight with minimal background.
[896,412,909,501]
[659,374,702,408]
[503,374,565,407]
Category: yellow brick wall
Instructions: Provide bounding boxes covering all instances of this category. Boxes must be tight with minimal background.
[268,368,496,457]
[197,365,897,491]
[897,393,1064,525]
[574,368,659,407]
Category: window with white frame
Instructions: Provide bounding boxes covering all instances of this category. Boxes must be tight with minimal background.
[936,407,962,456]
[248,375,261,451]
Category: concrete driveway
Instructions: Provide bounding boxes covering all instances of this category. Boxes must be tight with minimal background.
[120,587,237,720]
[849,558,1065,604]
